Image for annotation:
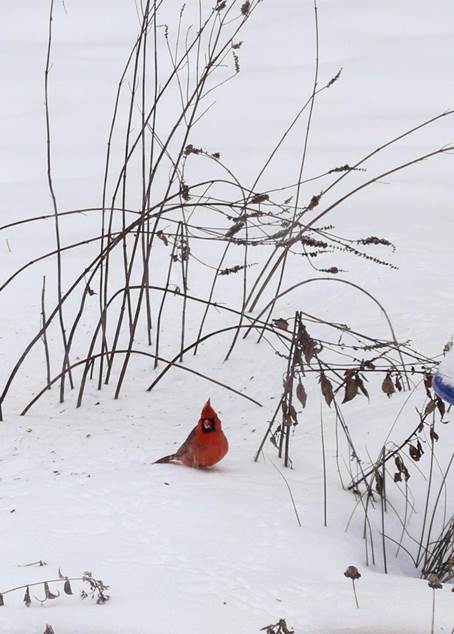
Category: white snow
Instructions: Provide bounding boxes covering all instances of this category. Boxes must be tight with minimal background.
[0,1,453,633]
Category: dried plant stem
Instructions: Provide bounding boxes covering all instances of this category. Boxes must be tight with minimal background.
[431,588,436,634]
[76,281,289,408]
[271,461,302,528]
[44,0,73,401]
[380,446,388,574]
[396,480,409,558]
[22,347,261,416]
[255,0,319,348]
[348,417,429,491]
[41,276,51,389]
[97,27,145,390]
[351,579,359,608]
[0,577,83,596]
[107,3,246,396]
[193,242,229,356]
[154,226,180,368]
[416,416,436,567]
[254,396,284,462]
[1,234,105,293]
[119,3,150,335]
[320,401,327,527]
[247,146,454,318]
[147,323,281,394]
[421,454,454,575]
[246,276,409,388]
[179,222,190,362]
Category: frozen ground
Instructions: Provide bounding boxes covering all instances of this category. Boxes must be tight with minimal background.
[0,1,453,633]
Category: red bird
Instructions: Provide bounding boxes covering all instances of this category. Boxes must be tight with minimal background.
[154,400,228,468]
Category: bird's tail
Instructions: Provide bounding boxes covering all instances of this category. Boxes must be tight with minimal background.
[154,453,177,464]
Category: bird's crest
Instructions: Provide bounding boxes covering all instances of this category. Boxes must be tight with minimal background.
[199,399,221,431]
[201,398,215,419]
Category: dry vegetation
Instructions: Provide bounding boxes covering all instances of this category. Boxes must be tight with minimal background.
[0,0,452,613]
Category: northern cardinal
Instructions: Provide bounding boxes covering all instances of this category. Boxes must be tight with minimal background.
[154,400,228,468]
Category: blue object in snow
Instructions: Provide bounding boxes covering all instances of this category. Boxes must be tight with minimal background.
[433,371,454,405]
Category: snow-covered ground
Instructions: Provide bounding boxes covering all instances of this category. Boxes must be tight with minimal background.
[1,1,453,633]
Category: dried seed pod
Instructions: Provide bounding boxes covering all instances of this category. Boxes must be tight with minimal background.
[307,194,320,210]
[250,193,269,205]
[394,453,410,481]
[409,444,421,462]
[319,373,334,407]
[382,373,395,397]
[63,579,73,595]
[288,404,298,425]
[344,565,361,609]
[296,381,307,408]
[424,372,433,394]
[179,181,190,201]
[395,454,404,471]
[374,468,384,495]
[356,373,369,399]
[44,581,59,600]
[436,397,446,418]
[427,573,442,589]
[241,1,250,16]
[184,144,202,156]
[272,318,289,331]
[23,586,31,607]
[156,230,169,246]
[343,371,359,403]
[224,221,244,239]
[300,327,318,363]
[344,565,361,580]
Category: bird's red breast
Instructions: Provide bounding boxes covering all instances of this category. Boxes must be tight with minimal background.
[154,399,228,468]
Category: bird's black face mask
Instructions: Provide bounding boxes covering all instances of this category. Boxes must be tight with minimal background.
[201,418,216,432]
